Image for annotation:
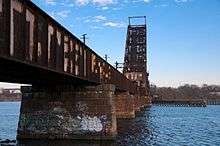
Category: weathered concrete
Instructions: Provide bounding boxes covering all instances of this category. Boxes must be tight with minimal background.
[17,84,117,140]
[115,92,135,119]
[134,96,151,113]
[115,92,151,119]
[134,96,141,113]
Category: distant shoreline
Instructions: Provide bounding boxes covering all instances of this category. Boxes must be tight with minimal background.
[0,94,21,102]
[0,100,21,102]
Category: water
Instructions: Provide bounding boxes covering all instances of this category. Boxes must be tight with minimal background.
[0,102,220,146]
[0,102,20,140]
[117,106,220,146]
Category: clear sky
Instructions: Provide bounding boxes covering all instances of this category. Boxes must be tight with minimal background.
[1,0,220,88]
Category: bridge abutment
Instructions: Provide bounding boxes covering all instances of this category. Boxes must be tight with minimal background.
[17,84,117,140]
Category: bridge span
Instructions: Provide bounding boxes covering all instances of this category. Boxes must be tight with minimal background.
[0,0,151,140]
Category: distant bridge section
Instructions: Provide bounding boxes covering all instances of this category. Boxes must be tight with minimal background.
[0,0,138,94]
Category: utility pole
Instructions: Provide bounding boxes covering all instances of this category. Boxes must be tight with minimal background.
[115,61,119,69]
[104,54,109,62]
[81,34,88,44]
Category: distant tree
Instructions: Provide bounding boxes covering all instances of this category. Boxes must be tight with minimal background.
[150,84,220,102]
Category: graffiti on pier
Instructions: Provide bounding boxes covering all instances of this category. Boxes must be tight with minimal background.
[79,115,103,132]
[75,101,106,132]
[18,104,109,134]
[76,101,88,113]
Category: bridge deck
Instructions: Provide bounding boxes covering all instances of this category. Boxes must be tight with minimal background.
[0,0,141,94]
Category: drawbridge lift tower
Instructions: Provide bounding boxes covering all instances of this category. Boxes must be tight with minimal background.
[123,16,149,95]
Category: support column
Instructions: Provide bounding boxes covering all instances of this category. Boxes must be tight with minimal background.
[140,96,151,108]
[17,84,117,140]
[115,92,135,119]
[134,95,151,113]
[134,96,141,112]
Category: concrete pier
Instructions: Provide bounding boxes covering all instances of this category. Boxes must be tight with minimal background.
[115,92,135,119]
[17,84,117,140]
[17,84,151,140]
[115,92,151,119]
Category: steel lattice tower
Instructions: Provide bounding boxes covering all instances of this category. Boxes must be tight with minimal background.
[123,16,149,91]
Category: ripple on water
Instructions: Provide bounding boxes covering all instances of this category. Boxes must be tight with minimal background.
[117,105,220,146]
[0,103,220,146]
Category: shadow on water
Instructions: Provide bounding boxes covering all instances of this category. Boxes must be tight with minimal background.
[116,108,155,146]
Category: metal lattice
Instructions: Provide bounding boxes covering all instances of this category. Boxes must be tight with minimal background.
[123,16,149,89]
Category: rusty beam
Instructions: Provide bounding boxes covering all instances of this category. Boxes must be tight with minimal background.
[0,0,139,94]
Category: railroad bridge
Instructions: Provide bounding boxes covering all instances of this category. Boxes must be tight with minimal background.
[0,0,151,140]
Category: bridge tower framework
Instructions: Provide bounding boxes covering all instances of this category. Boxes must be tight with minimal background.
[123,16,149,95]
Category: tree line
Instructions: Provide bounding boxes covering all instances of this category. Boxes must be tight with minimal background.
[150,84,220,102]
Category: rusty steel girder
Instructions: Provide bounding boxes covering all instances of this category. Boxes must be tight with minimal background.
[0,0,141,94]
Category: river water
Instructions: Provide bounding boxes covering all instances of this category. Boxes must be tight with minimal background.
[0,102,219,146]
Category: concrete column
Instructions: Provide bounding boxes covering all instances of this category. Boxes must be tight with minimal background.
[115,92,135,119]
[17,84,117,140]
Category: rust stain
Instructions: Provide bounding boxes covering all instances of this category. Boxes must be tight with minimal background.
[0,0,143,95]
[48,25,54,64]
[26,9,35,61]
[0,0,2,12]
[10,0,23,56]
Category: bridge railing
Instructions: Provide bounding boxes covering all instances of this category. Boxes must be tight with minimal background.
[0,0,139,94]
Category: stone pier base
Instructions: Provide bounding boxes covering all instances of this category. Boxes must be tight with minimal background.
[17,84,117,140]
[134,96,141,113]
[134,96,151,113]
[115,92,135,119]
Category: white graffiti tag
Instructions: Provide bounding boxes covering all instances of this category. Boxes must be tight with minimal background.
[81,116,103,132]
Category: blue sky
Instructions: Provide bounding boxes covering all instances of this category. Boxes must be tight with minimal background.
[1,0,220,88]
